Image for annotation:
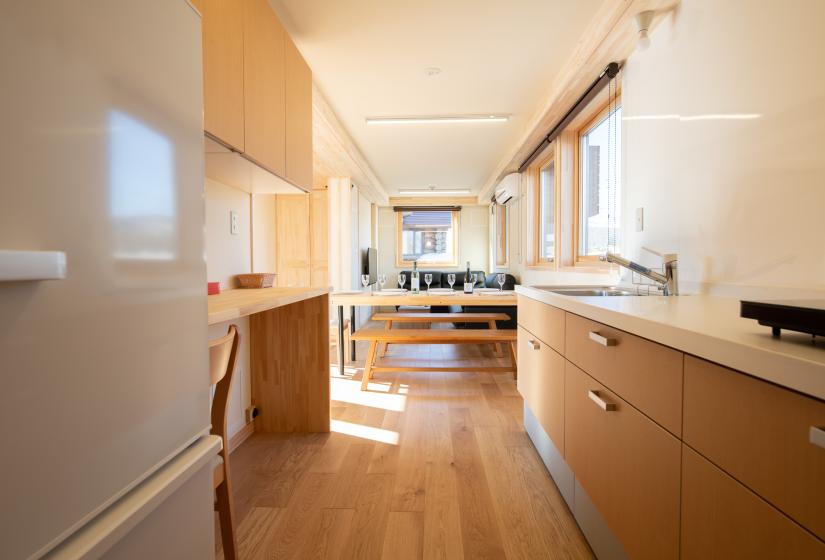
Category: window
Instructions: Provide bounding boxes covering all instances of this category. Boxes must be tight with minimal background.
[493,204,508,268]
[531,154,555,263]
[578,104,622,258]
[396,209,459,266]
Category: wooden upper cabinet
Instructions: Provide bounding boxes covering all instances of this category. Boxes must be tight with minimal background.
[243,0,286,177]
[197,0,245,151]
[285,35,313,190]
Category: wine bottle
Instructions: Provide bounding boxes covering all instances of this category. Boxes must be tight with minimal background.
[463,261,473,294]
[411,260,420,294]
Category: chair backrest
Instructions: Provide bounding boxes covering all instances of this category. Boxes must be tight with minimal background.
[209,325,240,450]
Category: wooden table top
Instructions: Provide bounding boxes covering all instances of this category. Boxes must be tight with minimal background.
[208,287,331,325]
[330,290,517,306]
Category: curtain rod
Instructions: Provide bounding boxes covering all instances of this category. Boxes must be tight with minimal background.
[392,206,461,212]
[517,62,621,173]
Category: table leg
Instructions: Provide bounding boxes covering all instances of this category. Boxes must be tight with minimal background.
[338,305,345,375]
[350,305,357,361]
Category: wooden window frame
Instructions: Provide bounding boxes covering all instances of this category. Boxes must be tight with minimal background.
[574,94,622,264]
[492,203,508,269]
[529,150,560,267]
[395,209,460,267]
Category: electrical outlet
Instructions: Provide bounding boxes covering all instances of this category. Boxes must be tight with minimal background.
[635,207,644,232]
[230,210,239,235]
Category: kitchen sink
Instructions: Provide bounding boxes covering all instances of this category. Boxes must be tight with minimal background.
[534,286,646,297]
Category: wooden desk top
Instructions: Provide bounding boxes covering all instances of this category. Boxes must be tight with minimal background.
[208,287,331,325]
[330,290,517,307]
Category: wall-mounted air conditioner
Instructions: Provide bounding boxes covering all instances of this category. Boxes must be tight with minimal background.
[493,173,520,206]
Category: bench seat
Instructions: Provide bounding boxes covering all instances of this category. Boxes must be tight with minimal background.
[352,328,517,390]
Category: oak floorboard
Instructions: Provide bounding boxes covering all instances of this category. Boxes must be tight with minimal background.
[221,326,593,559]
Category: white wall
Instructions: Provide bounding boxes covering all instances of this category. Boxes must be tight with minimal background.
[204,178,268,439]
[251,194,277,273]
[621,0,825,296]
[377,205,489,286]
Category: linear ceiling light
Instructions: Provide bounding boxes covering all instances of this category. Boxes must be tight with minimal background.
[366,115,508,125]
[398,189,472,196]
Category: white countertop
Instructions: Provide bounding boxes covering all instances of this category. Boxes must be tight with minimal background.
[516,285,825,401]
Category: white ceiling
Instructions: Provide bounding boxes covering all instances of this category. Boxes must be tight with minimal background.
[270,0,603,195]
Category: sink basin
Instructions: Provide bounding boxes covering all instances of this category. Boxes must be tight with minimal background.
[534,286,645,297]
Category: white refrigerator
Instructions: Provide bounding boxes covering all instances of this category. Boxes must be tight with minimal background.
[0,1,220,558]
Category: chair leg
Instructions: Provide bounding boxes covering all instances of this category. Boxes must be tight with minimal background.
[380,320,392,357]
[508,341,518,380]
[215,460,238,560]
[489,320,503,357]
[361,340,378,390]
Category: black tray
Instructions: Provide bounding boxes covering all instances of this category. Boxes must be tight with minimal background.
[740,300,825,337]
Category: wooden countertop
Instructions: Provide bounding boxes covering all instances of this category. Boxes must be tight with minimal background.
[208,287,331,325]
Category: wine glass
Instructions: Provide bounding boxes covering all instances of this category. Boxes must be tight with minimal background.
[496,273,506,292]
[447,273,456,290]
[424,273,432,292]
[378,274,386,291]
[361,274,370,291]
[398,273,406,290]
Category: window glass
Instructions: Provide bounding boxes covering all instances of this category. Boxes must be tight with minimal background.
[398,210,457,265]
[580,106,622,257]
[539,161,555,260]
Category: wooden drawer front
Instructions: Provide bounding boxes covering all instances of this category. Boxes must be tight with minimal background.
[565,361,681,560]
[517,327,564,452]
[682,446,825,559]
[683,356,825,541]
[564,312,683,436]
[517,295,564,353]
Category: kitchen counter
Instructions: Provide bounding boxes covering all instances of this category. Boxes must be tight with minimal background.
[207,286,330,325]
[208,286,331,433]
[516,285,825,401]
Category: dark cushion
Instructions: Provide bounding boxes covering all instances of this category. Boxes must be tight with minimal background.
[485,273,517,290]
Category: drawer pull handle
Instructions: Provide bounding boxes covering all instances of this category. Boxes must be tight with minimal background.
[588,390,617,411]
[529,340,540,350]
[811,426,825,450]
[588,331,617,347]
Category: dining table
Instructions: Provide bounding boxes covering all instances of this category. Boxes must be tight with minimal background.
[329,289,517,374]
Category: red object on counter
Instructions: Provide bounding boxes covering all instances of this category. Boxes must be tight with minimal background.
[207,282,220,295]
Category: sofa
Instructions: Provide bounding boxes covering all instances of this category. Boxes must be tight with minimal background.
[396,270,517,329]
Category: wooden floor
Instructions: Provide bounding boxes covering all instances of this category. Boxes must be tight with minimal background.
[220,324,593,559]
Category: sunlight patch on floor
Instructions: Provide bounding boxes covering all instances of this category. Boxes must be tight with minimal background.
[330,376,407,412]
[331,419,400,445]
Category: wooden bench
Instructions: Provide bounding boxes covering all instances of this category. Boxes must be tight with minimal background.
[351,328,517,390]
[371,312,511,357]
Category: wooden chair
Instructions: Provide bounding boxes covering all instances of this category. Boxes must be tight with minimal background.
[210,325,240,560]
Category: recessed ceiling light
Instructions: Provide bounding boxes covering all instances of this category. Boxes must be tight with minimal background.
[398,189,472,196]
[424,67,442,76]
[366,115,509,125]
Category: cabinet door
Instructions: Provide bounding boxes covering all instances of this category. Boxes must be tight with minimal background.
[516,295,565,353]
[683,356,825,540]
[275,194,310,287]
[309,190,328,287]
[565,361,681,560]
[243,0,286,176]
[285,35,313,190]
[681,446,825,560]
[518,329,565,452]
[197,0,245,150]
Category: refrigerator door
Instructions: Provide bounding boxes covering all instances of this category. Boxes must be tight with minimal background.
[0,1,212,558]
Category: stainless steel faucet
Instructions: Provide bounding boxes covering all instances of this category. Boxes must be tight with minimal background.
[603,249,679,295]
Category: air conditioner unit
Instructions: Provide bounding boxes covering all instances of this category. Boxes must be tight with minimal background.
[493,173,520,206]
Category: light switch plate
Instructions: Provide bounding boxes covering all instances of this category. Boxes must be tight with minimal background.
[230,210,239,235]
[635,207,644,232]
